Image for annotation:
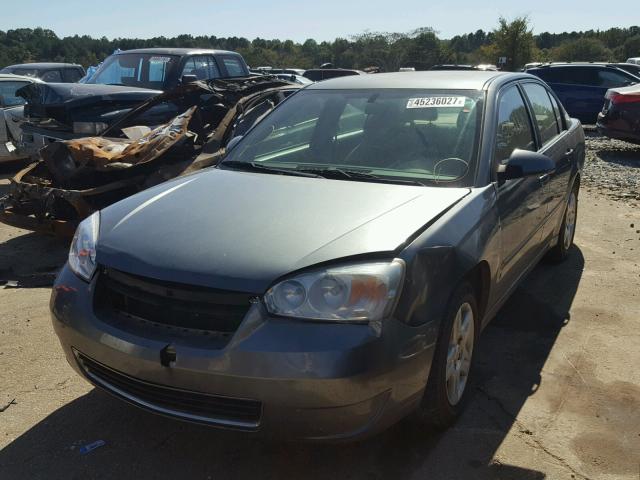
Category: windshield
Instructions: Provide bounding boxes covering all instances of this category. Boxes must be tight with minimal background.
[223,88,484,186]
[88,53,179,90]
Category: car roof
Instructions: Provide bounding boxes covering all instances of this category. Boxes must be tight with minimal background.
[0,73,42,82]
[305,71,525,90]
[2,62,82,69]
[117,48,241,56]
[530,62,625,68]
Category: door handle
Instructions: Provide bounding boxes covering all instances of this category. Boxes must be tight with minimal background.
[563,148,574,157]
[539,173,551,182]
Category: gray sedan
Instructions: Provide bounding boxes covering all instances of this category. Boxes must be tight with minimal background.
[51,71,584,440]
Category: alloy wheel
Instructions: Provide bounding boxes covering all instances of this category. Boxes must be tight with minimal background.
[564,192,577,251]
[446,302,474,405]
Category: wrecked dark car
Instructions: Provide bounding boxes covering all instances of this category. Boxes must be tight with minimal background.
[17,48,251,155]
[0,76,300,235]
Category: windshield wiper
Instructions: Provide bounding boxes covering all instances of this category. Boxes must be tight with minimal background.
[295,166,427,186]
[219,161,322,178]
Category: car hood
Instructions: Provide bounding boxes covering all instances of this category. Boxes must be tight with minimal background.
[97,169,469,293]
[17,82,160,129]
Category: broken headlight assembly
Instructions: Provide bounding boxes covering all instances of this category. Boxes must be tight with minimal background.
[68,212,99,281]
[264,260,405,322]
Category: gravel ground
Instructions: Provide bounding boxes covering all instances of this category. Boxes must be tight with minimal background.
[583,128,640,205]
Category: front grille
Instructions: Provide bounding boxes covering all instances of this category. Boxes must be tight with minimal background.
[95,268,253,336]
[76,351,262,428]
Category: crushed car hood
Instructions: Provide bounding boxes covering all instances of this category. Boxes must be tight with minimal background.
[97,169,469,292]
[17,82,160,129]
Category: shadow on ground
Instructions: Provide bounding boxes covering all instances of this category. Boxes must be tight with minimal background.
[0,247,585,479]
[597,147,640,167]
[0,231,68,279]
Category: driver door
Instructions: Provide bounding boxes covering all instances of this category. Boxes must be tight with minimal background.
[494,84,547,290]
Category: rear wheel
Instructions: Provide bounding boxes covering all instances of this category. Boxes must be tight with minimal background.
[414,282,479,429]
[547,187,578,262]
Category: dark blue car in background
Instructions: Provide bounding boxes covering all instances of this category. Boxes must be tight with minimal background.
[526,63,640,123]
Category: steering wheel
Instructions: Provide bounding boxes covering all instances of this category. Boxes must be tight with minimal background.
[433,157,469,183]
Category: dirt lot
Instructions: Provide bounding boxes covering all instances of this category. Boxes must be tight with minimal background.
[1,137,639,479]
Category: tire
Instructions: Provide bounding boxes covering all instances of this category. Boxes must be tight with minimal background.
[413,282,479,429]
[547,186,578,263]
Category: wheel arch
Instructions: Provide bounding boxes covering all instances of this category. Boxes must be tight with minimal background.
[461,260,491,325]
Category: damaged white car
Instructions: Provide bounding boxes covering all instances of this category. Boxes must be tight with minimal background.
[0,74,40,163]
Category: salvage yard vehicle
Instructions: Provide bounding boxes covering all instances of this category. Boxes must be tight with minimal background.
[0,62,85,83]
[597,83,640,144]
[50,71,585,440]
[17,48,251,155]
[0,75,299,235]
[0,74,41,163]
[526,63,640,123]
[303,68,365,82]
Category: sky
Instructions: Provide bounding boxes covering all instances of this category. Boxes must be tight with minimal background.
[2,0,638,42]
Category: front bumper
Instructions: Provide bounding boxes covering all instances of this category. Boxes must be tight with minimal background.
[51,265,437,441]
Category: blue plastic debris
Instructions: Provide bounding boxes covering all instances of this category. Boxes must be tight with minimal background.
[79,440,106,455]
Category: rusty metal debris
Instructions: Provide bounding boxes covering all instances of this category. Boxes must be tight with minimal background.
[0,76,299,235]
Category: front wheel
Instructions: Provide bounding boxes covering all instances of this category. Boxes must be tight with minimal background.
[414,282,479,429]
[547,187,578,262]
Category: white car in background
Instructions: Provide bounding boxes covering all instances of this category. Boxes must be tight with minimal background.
[626,57,640,65]
[0,74,41,163]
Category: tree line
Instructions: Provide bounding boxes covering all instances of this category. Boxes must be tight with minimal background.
[1,18,639,73]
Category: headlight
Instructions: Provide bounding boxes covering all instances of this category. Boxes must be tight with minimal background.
[264,260,405,322]
[68,212,99,281]
[73,121,109,135]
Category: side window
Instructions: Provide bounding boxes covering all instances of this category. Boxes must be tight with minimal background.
[522,83,560,145]
[547,91,565,131]
[220,56,247,77]
[495,86,536,163]
[63,68,83,83]
[564,67,598,86]
[181,56,221,80]
[597,69,633,88]
[0,81,29,106]
[41,70,63,82]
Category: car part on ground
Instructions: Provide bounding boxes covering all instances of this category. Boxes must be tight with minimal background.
[50,71,585,440]
[597,83,640,144]
[0,76,299,235]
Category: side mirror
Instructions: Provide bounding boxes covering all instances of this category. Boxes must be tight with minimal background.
[498,149,555,181]
[225,135,244,152]
[180,74,198,84]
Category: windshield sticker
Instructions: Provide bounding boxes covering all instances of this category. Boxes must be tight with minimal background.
[406,96,467,108]
[150,56,172,63]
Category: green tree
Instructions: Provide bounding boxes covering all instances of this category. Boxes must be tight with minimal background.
[491,16,535,70]
[623,35,640,60]
[551,38,613,61]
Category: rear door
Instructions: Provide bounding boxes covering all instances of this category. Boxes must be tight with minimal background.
[520,81,572,241]
[494,84,547,286]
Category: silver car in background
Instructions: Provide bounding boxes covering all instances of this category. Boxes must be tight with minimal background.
[0,74,40,163]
